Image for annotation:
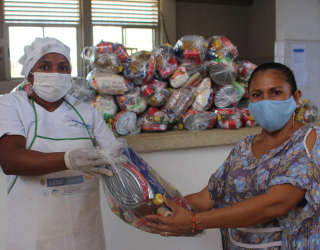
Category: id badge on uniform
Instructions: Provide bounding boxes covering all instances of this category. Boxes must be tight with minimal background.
[42,174,96,197]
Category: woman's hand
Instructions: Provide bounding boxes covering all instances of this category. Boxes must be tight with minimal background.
[144,196,195,236]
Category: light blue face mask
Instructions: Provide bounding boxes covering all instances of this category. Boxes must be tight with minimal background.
[248,96,297,132]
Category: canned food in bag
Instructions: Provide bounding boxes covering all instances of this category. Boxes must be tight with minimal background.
[112,111,141,136]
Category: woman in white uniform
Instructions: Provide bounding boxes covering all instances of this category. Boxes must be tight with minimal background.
[0,37,116,250]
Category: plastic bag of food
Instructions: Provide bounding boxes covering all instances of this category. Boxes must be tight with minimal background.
[215,107,242,129]
[174,35,207,64]
[192,77,214,111]
[235,60,257,82]
[87,69,131,95]
[81,41,128,73]
[162,88,194,122]
[92,95,118,121]
[182,109,217,131]
[141,80,171,107]
[214,84,243,108]
[170,63,206,89]
[206,35,238,61]
[139,107,169,132]
[112,111,141,136]
[169,65,189,88]
[100,139,192,233]
[152,43,178,79]
[123,51,155,85]
[239,107,256,127]
[295,99,319,123]
[206,59,237,86]
[69,77,96,103]
[116,87,148,114]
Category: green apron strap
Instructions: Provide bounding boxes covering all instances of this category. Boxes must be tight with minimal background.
[8,98,96,195]
[7,99,38,194]
[63,98,97,147]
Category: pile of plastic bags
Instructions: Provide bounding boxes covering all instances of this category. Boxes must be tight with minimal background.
[69,35,315,136]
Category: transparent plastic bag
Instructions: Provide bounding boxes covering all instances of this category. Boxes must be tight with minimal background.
[214,84,243,108]
[81,41,128,73]
[152,43,178,79]
[170,63,207,89]
[182,110,217,131]
[141,80,171,107]
[238,107,256,127]
[174,35,207,64]
[162,88,195,122]
[100,139,192,233]
[116,87,148,114]
[69,77,96,103]
[123,51,156,85]
[296,99,319,123]
[139,107,169,132]
[215,107,242,129]
[170,65,189,88]
[235,60,257,82]
[112,111,141,136]
[192,77,214,111]
[206,60,237,86]
[87,69,130,95]
[91,95,118,121]
[206,35,238,61]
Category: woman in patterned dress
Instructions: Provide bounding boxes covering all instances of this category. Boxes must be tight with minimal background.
[145,62,320,250]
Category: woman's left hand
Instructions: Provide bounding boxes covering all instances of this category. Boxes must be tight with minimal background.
[144,196,195,237]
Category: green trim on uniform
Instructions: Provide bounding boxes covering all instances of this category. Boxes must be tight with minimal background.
[28,99,38,149]
[7,176,18,194]
[8,100,38,195]
[64,99,95,146]
[8,98,96,195]
[37,136,92,141]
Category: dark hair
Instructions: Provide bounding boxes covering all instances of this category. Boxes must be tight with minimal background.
[248,62,297,94]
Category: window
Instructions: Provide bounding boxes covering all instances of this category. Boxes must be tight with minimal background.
[4,0,79,78]
[8,26,78,78]
[93,26,154,54]
[91,0,159,53]
[3,0,159,79]
[93,26,123,45]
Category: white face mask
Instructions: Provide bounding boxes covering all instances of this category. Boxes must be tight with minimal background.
[32,72,72,102]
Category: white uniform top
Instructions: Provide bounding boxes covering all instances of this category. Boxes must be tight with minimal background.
[0,90,116,149]
[0,90,117,250]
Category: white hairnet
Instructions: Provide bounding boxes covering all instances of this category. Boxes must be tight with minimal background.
[19,37,71,77]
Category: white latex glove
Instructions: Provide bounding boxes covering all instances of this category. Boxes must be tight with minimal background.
[64,148,113,176]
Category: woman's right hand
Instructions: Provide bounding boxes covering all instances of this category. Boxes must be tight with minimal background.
[64,148,113,176]
[144,196,195,236]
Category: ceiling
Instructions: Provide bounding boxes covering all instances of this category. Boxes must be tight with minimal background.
[176,0,254,6]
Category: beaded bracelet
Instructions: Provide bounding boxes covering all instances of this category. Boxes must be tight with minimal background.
[191,213,197,233]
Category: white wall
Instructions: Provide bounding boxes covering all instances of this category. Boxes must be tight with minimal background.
[275,0,320,109]
[101,145,233,250]
[276,0,320,41]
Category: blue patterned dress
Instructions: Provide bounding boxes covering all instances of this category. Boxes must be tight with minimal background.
[208,125,320,249]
